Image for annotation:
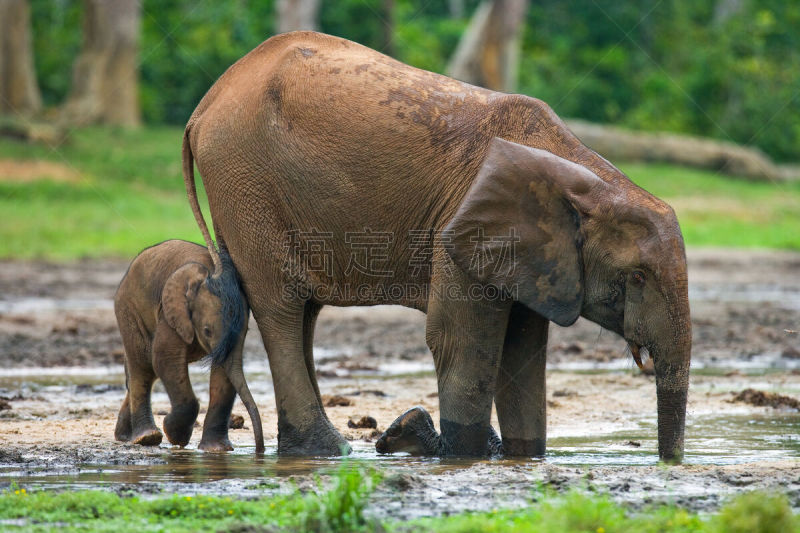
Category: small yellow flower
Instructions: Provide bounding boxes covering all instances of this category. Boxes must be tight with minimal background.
[185,496,192,501]
[597,527,605,533]
[228,509,234,515]
[14,490,19,495]
[270,502,276,509]
[20,489,26,494]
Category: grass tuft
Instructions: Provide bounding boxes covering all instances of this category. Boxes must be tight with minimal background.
[1,127,799,260]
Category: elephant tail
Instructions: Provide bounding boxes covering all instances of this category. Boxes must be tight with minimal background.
[183,125,248,369]
[182,124,223,277]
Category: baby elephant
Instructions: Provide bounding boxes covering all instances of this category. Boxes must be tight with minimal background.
[114,240,264,452]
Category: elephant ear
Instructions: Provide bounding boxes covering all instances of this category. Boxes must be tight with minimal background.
[444,137,606,326]
[162,262,209,344]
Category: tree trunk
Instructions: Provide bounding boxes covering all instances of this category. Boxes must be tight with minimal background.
[60,0,140,127]
[446,0,529,92]
[276,0,320,33]
[381,0,395,57]
[713,0,744,25]
[447,0,465,19]
[0,0,41,116]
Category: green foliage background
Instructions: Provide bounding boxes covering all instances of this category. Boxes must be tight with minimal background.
[29,0,800,161]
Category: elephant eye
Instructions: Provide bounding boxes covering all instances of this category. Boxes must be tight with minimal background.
[203,326,212,337]
[632,270,646,285]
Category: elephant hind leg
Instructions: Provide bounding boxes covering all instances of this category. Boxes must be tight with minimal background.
[117,318,162,446]
[114,393,132,442]
[253,297,349,456]
[127,364,162,446]
[302,301,324,409]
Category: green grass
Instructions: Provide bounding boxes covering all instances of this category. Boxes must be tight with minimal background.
[0,127,207,260]
[1,467,797,532]
[623,163,800,250]
[0,464,383,532]
[412,490,797,533]
[0,127,798,260]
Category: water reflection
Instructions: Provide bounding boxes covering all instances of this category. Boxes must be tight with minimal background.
[2,411,797,491]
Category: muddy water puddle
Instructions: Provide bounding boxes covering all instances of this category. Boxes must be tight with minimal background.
[2,363,798,519]
[4,413,798,487]
[2,416,799,517]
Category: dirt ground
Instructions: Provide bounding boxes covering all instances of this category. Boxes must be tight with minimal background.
[0,248,799,516]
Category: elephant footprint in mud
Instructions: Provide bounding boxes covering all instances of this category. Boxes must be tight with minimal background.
[114,240,264,453]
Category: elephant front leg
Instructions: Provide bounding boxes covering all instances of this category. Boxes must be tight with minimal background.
[495,303,549,456]
[375,406,504,456]
[199,365,236,452]
[153,326,199,447]
[425,266,512,456]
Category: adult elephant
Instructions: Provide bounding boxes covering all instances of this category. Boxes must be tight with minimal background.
[183,32,691,461]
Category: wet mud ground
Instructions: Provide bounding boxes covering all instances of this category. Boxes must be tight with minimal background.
[0,249,799,518]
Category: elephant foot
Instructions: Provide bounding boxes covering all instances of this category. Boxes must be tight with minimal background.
[198,434,234,453]
[277,416,351,456]
[376,406,505,457]
[131,427,163,446]
[163,401,199,447]
[376,406,441,455]
[114,398,132,442]
[114,418,132,442]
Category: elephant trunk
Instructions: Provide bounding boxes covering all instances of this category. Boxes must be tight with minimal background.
[653,295,691,463]
[224,349,265,453]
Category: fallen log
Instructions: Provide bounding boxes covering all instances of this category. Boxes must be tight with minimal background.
[566,119,799,182]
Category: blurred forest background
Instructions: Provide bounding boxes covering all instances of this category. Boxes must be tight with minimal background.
[6,0,797,161]
[1,0,799,257]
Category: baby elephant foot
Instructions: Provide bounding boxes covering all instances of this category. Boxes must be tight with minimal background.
[131,427,163,446]
[114,418,132,442]
[376,406,441,455]
[114,397,133,442]
[163,401,199,447]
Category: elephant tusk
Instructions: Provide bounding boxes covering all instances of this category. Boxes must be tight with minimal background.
[629,342,645,371]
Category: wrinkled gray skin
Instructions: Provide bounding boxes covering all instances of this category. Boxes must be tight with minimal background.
[183,32,690,461]
[114,240,264,453]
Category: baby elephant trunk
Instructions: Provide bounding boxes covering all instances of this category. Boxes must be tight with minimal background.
[223,344,265,453]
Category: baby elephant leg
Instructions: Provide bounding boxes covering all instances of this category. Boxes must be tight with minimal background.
[114,365,132,441]
[114,393,132,442]
[376,406,504,457]
[199,365,236,452]
[153,327,199,447]
[126,362,162,446]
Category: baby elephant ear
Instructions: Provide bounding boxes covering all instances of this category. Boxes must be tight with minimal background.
[162,263,209,344]
[444,138,603,326]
